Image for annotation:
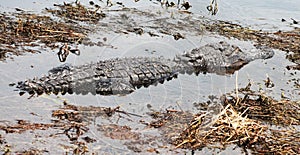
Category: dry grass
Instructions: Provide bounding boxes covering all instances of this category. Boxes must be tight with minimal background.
[174,104,266,150]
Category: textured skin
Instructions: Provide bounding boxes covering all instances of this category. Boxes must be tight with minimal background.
[15,41,274,96]
[17,57,178,95]
[175,41,274,74]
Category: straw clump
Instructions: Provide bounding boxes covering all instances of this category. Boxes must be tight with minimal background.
[174,104,267,150]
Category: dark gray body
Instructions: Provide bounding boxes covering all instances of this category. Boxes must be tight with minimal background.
[15,41,274,96]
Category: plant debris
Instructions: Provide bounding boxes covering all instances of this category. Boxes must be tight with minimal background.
[15,148,49,155]
[171,104,299,154]
[256,128,300,154]
[223,91,300,126]
[52,102,122,123]
[0,120,54,134]
[97,124,140,140]
[1,1,299,154]
[0,12,87,61]
[97,123,170,153]
[174,104,266,150]
[138,85,300,154]
[142,109,194,144]
[205,21,300,67]
[0,1,112,61]
[1,92,299,154]
[0,101,138,153]
[2,1,298,64]
[52,101,141,123]
[45,2,106,23]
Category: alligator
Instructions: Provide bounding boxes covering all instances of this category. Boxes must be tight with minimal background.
[14,41,274,96]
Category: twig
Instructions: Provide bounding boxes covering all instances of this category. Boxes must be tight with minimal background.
[235,71,240,105]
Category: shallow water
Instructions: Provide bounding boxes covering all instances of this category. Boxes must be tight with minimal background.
[0,0,299,154]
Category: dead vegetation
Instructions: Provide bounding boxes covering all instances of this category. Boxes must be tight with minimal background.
[0,120,54,134]
[98,124,140,140]
[171,103,299,154]
[132,80,300,154]
[0,12,87,61]
[205,21,300,69]
[1,1,299,66]
[173,104,267,151]
[205,21,300,54]
[14,148,49,155]
[169,87,300,154]
[0,1,299,154]
[0,101,122,135]
[0,1,108,61]
[0,101,133,154]
[1,90,299,154]
[258,128,300,154]
[223,93,300,126]
[46,2,106,23]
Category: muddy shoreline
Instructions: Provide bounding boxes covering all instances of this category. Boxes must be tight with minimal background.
[1,1,299,66]
[0,1,299,154]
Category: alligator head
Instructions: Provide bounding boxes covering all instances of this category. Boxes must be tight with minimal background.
[175,41,274,75]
